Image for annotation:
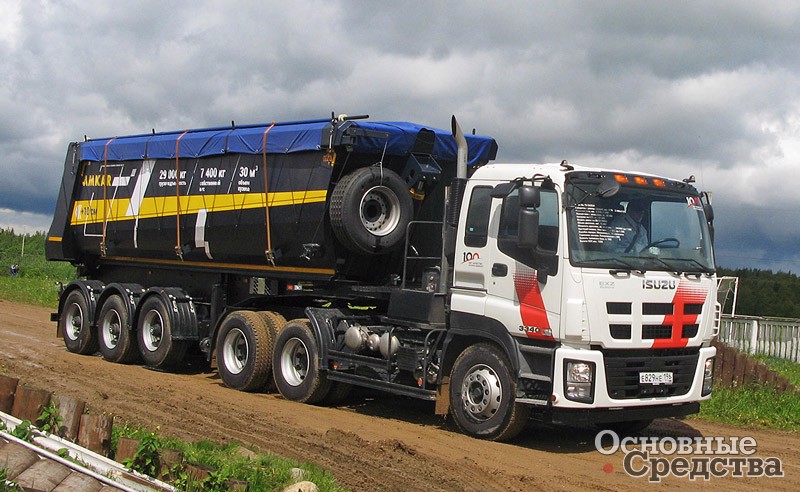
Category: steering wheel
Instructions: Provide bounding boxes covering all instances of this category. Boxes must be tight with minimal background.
[643,237,680,249]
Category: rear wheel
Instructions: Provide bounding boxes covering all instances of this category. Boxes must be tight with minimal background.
[137,296,188,370]
[273,319,331,404]
[60,290,98,355]
[216,311,273,391]
[449,343,530,441]
[97,294,137,363]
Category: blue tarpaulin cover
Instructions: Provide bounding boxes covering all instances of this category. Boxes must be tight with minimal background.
[79,118,498,167]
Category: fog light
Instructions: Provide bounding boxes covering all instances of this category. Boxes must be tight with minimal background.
[565,360,595,403]
[702,357,714,396]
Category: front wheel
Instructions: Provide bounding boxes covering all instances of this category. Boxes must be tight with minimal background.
[272,319,331,404]
[449,343,530,441]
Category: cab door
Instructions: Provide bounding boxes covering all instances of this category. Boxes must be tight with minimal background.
[484,185,564,341]
[451,184,496,316]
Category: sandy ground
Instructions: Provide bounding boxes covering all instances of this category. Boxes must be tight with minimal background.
[0,299,797,491]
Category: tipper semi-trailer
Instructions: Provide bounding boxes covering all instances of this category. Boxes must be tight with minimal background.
[47,114,718,441]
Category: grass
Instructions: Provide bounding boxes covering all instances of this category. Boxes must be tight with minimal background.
[0,276,68,309]
[696,354,800,431]
[697,385,800,431]
[112,422,347,491]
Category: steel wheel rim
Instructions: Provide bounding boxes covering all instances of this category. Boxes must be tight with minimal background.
[360,185,401,237]
[141,309,164,352]
[461,364,502,421]
[101,309,122,349]
[222,328,248,375]
[64,302,83,341]
[280,337,309,387]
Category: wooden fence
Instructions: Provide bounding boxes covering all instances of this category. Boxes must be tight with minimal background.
[0,374,246,489]
[711,340,796,393]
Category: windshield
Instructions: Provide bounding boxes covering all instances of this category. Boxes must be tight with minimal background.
[566,180,715,273]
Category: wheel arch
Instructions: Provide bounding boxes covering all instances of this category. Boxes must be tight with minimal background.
[441,311,521,379]
[57,279,105,337]
[302,307,343,369]
[95,283,144,330]
[135,287,199,341]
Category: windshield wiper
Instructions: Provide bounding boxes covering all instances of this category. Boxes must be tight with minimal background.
[635,255,682,274]
[579,257,646,274]
[653,257,715,275]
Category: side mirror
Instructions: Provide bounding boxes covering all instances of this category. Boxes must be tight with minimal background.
[518,208,539,249]
[703,203,714,222]
[518,185,540,207]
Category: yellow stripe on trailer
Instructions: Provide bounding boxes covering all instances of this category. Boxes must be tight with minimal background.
[69,190,327,225]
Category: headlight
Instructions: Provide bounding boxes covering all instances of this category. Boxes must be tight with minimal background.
[702,357,714,396]
[565,360,595,403]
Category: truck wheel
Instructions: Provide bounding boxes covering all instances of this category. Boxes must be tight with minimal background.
[273,319,331,404]
[137,296,188,370]
[60,290,98,355]
[257,311,286,391]
[449,343,530,441]
[97,294,138,363]
[330,166,413,255]
[216,311,273,391]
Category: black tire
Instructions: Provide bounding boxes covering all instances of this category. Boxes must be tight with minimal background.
[137,296,188,370]
[257,311,286,391]
[273,319,331,404]
[97,294,138,363]
[329,166,413,255]
[449,343,530,441]
[216,311,274,391]
[59,290,98,355]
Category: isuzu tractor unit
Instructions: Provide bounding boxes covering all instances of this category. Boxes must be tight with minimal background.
[47,114,718,440]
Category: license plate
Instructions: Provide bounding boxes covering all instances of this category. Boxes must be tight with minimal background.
[639,371,673,385]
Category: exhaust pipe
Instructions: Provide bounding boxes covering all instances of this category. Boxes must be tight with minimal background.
[451,116,468,180]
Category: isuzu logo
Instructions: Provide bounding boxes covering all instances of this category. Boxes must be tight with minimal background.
[642,280,677,290]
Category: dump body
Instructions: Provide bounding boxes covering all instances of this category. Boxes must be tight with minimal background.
[46,118,497,284]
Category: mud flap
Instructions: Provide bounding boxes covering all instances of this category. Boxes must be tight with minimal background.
[435,376,450,415]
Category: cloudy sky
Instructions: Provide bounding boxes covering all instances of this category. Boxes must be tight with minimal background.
[1,0,799,272]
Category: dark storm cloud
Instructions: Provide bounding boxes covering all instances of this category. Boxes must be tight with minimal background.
[1,0,800,270]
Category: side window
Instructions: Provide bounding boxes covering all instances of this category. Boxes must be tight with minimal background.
[464,186,493,247]
[498,188,560,264]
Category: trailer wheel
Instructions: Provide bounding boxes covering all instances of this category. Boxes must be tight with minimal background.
[216,311,273,392]
[97,294,138,363]
[137,296,188,370]
[273,319,331,404]
[60,289,98,355]
[330,166,413,255]
[449,343,530,441]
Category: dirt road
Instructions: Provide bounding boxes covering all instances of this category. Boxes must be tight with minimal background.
[0,299,797,491]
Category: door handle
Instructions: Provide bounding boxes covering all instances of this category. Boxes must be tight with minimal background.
[492,263,508,277]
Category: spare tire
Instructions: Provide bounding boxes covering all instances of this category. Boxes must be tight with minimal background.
[330,166,413,255]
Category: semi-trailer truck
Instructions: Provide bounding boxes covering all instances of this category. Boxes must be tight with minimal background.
[47,114,718,440]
